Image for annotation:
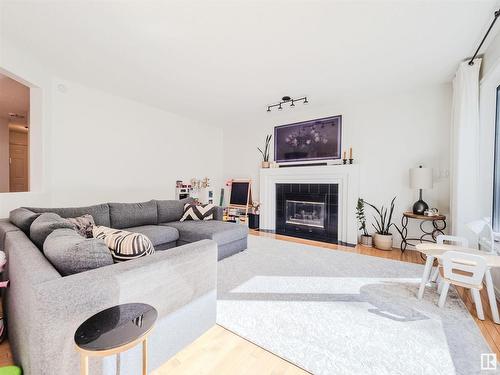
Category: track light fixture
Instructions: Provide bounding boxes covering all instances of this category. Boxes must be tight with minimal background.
[266,95,309,112]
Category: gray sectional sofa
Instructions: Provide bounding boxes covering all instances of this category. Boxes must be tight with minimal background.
[0,198,248,375]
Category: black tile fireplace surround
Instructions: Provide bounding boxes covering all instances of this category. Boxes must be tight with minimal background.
[276,183,338,243]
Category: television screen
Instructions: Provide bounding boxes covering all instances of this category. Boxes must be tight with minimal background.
[274,115,342,163]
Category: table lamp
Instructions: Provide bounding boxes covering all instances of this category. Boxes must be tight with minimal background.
[409,165,433,215]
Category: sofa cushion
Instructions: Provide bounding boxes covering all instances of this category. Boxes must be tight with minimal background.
[43,228,113,276]
[24,204,111,227]
[30,213,75,249]
[124,225,179,247]
[180,203,215,221]
[9,208,41,234]
[162,220,248,246]
[93,226,155,262]
[108,201,158,229]
[156,197,194,223]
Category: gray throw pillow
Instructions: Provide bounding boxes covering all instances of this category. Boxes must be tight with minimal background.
[30,213,75,249]
[43,228,113,276]
[66,214,95,238]
[9,208,41,234]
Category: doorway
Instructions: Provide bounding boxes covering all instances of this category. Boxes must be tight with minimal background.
[0,72,30,193]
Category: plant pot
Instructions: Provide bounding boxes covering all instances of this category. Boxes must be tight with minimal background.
[373,233,393,251]
[261,161,270,168]
[360,235,372,247]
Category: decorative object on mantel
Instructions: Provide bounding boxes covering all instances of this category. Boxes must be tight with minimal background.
[364,196,396,251]
[356,198,372,247]
[266,95,308,112]
[409,165,433,215]
[274,115,341,164]
[258,134,272,168]
[343,147,353,164]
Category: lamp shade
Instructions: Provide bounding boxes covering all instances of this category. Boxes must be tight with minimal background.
[409,166,433,189]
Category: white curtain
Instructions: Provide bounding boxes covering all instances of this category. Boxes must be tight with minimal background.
[450,58,481,244]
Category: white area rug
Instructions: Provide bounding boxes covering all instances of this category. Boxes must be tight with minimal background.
[217,236,498,375]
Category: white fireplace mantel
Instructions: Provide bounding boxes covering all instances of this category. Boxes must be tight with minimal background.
[259,164,360,245]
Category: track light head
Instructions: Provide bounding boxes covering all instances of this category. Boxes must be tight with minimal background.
[267,107,271,112]
[290,100,295,107]
[278,104,282,110]
[304,97,308,104]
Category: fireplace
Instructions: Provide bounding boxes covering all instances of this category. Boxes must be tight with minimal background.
[276,183,338,243]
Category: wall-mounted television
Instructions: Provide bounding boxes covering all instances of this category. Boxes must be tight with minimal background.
[274,115,342,163]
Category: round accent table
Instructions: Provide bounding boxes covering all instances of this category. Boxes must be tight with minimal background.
[398,211,447,252]
[74,303,158,375]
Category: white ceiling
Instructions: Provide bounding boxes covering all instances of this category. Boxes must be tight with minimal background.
[1,1,498,127]
[0,72,29,125]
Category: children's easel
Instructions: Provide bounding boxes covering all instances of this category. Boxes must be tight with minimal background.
[228,179,252,221]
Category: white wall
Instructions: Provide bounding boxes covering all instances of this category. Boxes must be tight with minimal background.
[223,84,452,244]
[0,40,223,216]
[482,31,500,81]
[50,79,223,206]
[0,118,8,192]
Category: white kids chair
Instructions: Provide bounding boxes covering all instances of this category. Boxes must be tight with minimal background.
[437,251,487,320]
[430,235,469,283]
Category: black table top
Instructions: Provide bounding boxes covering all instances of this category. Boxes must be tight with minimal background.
[74,303,158,351]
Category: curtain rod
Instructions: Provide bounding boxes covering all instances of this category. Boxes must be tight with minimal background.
[469,9,500,65]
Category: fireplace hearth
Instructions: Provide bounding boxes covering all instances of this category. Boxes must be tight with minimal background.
[276,183,338,243]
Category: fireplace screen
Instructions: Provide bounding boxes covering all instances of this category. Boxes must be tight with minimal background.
[285,200,326,228]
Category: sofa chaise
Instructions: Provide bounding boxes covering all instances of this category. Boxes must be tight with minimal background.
[0,198,248,375]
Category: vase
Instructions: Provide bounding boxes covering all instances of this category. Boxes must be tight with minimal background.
[373,233,393,251]
[360,235,372,247]
[261,161,270,168]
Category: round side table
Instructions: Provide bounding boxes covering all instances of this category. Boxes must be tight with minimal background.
[397,211,447,252]
[74,303,158,375]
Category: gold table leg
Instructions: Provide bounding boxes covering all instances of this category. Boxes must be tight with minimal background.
[80,354,89,375]
[143,338,148,375]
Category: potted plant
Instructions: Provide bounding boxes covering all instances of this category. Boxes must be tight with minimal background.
[258,134,272,168]
[364,196,396,251]
[356,198,372,247]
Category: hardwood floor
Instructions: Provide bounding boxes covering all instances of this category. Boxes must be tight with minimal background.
[0,341,13,367]
[1,230,499,373]
[153,325,309,375]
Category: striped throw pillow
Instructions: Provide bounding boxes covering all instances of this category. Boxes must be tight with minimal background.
[180,203,215,221]
[92,226,155,262]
